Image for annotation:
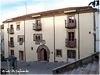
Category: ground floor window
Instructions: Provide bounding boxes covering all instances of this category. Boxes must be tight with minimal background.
[19,51,23,61]
[67,50,76,58]
[11,50,14,56]
[56,49,62,57]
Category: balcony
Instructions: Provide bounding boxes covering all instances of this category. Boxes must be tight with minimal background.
[10,28,14,34]
[8,41,14,47]
[7,28,14,34]
[33,23,42,31]
[65,20,76,29]
[65,39,76,48]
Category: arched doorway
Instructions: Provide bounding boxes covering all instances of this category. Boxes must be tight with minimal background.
[37,45,50,62]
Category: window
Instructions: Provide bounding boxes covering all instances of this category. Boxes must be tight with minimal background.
[10,37,14,42]
[56,49,62,57]
[10,25,14,34]
[33,34,42,41]
[11,50,14,56]
[67,50,76,58]
[9,37,14,47]
[68,32,74,41]
[18,35,24,45]
[68,16,74,23]
[36,20,41,26]
[10,25,13,29]
[33,34,42,45]
[17,25,20,30]
[33,20,42,30]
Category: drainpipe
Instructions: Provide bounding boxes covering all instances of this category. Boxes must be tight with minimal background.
[53,15,56,62]
[24,20,26,62]
[8,22,10,57]
[93,12,96,52]
[78,13,80,59]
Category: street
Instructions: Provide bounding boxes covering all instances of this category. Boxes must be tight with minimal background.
[1,61,67,74]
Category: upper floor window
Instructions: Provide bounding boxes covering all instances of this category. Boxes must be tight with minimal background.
[9,37,14,47]
[67,50,76,58]
[17,25,20,30]
[10,25,13,29]
[69,16,74,23]
[18,35,24,45]
[65,15,76,28]
[9,25,14,34]
[33,20,42,31]
[68,32,74,41]
[33,34,42,41]
[33,34,42,45]
[65,32,76,48]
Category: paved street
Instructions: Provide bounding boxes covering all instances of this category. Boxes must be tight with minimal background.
[1,61,67,74]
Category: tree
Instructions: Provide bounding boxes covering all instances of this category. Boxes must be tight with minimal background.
[88,0,99,7]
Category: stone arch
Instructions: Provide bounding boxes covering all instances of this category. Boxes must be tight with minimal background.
[37,45,50,62]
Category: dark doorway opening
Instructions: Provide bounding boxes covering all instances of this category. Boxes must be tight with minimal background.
[44,49,47,61]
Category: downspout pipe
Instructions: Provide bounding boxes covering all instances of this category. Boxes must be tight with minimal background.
[93,12,96,52]
[8,22,10,56]
[78,13,80,59]
[24,20,26,62]
[53,15,56,62]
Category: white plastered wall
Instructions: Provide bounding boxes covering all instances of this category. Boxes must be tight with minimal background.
[79,12,94,58]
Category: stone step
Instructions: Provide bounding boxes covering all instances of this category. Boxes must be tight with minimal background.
[90,61,98,74]
[74,67,81,74]
[78,65,87,74]
[83,63,92,74]
[70,68,77,74]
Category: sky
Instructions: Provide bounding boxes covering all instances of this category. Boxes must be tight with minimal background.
[0,0,94,25]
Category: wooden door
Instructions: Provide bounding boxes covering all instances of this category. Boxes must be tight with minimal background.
[40,48,44,61]
[20,51,23,60]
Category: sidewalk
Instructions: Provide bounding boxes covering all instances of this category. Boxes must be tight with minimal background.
[1,61,67,74]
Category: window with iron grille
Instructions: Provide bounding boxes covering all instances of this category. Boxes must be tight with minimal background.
[56,49,62,57]
[67,50,76,58]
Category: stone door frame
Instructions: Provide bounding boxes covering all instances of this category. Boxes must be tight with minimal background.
[37,45,50,62]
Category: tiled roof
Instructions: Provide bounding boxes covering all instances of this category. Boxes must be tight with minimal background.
[0,24,4,29]
[3,6,97,23]
[53,52,99,74]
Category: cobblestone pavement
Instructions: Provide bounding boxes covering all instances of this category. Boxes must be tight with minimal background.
[1,61,67,74]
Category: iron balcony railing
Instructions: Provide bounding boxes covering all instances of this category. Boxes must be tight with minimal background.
[33,23,42,31]
[7,28,14,34]
[8,41,14,47]
[65,39,76,48]
[65,20,76,29]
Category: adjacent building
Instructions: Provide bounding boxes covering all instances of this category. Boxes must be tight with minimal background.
[2,6,98,62]
[0,24,4,56]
